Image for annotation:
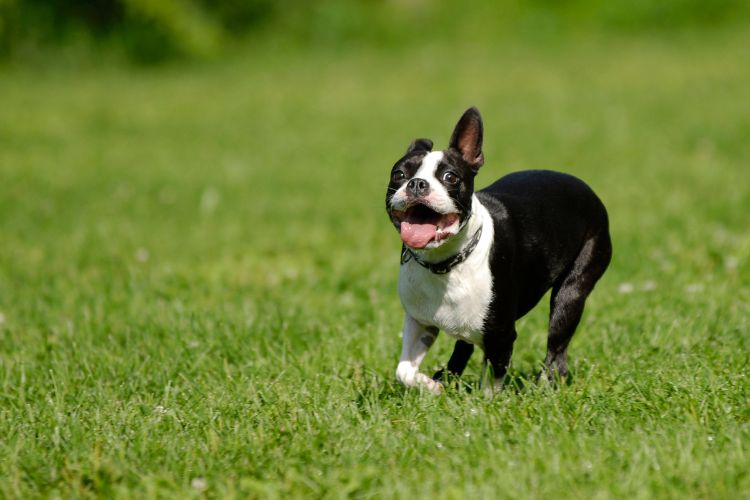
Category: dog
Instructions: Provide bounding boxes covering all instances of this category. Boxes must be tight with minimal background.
[386,107,612,394]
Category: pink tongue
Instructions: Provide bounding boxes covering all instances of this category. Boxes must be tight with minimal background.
[400,221,437,249]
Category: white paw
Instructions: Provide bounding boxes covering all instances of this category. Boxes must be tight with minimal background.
[415,373,444,394]
[396,363,444,394]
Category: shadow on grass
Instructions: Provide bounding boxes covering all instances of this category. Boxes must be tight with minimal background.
[351,366,575,412]
[436,364,575,395]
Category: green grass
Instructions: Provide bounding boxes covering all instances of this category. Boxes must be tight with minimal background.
[1,29,750,498]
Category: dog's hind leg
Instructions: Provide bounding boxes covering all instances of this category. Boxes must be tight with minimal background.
[545,230,612,379]
[395,315,443,394]
[432,340,474,382]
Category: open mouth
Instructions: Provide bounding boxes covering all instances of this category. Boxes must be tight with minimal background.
[390,204,460,249]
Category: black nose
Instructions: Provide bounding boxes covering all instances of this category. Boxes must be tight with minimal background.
[407,177,430,196]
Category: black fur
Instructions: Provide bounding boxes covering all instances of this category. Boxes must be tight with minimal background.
[390,107,612,387]
[466,170,612,382]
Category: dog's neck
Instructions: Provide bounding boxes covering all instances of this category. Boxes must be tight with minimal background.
[409,195,483,264]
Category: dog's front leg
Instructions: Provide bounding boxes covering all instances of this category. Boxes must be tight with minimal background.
[395,315,443,394]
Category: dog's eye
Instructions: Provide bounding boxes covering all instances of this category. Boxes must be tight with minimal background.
[392,170,406,182]
[442,172,460,185]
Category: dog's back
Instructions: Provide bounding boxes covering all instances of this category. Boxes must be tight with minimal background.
[478,169,611,317]
[388,108,612,393]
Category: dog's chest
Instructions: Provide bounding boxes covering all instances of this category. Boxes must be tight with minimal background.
[398,226,494,347]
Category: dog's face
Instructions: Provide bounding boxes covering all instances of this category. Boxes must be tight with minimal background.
[386,107,485,249]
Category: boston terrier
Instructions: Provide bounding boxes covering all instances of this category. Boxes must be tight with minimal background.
[386,107,612,394]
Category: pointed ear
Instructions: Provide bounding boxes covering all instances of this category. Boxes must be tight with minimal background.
[405,138,433,155]
[449,107,484,170]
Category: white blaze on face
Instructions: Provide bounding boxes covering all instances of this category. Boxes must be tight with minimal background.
[390,151,457,214]
[414,151,456,213]
[388,150,465,249]
[415,151,444,178]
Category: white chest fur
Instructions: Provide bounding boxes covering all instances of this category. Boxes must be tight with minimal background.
[398,200,495,348]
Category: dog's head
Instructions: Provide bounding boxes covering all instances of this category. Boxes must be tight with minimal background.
[386,107,485,250]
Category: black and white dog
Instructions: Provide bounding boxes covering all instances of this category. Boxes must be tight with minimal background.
[386,107,612,394]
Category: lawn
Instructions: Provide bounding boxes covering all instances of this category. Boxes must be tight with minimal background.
[1,28,749,498]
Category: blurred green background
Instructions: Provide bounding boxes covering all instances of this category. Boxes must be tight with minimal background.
[2,1,750,497]
[2,0,750,63]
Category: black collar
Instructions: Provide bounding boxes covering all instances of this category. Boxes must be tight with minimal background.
[401,225,483,275]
